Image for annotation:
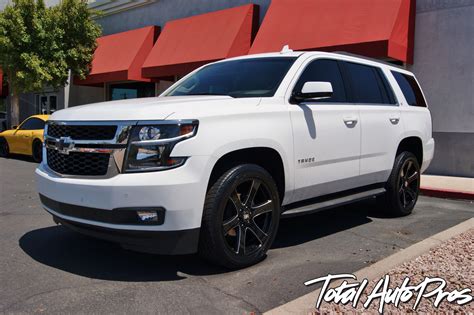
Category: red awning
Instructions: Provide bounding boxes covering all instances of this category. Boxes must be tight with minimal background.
[142,4,259,78]
[249,0,415,64]
[75,26,159,86]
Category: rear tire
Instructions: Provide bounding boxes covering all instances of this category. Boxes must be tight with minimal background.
[199,164,281,269]
[0,137,9,158]
[32,139,43,163]
[379,151,420,216]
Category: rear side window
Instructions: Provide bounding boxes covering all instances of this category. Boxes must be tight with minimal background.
[391,71,427,107]
[345,62,394,104]
[293,59,347,103]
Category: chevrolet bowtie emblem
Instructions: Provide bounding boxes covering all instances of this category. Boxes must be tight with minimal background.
[56,137,75,155]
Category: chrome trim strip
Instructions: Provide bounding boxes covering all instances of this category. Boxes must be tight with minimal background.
[130,133,195,146]
[47,119,198,126]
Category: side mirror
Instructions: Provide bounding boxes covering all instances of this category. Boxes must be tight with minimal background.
[11,125,18,130]
[291,81,333,104]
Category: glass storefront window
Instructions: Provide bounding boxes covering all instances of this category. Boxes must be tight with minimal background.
[109,82,156,101]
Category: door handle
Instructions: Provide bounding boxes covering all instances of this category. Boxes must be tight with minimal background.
[343,117,358,127]
[389,117,400,125]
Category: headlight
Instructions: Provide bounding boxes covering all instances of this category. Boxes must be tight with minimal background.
[123,121,198,172]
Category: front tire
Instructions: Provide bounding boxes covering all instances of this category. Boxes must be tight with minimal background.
[32,139,43,163]
[0,137,9,158]
[379,151,421,216]
[199,164,281,269]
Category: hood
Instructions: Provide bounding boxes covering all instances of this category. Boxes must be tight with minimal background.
[50,96,261,121]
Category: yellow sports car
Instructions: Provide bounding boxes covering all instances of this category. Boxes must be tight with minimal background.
[0,115,49,162]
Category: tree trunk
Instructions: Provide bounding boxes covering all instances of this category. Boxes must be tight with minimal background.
[10,89,20,127]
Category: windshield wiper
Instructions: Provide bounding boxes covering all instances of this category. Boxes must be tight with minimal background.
[186,92,234,98]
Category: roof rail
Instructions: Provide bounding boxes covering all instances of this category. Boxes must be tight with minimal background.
[332,51,407,70]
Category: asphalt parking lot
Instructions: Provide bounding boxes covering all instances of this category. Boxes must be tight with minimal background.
[1,156,473,314]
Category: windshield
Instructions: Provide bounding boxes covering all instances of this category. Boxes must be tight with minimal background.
[166,57,297,98]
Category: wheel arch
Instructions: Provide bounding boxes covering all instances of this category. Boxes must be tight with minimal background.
[396,136,423,166]
[207,146,287,203]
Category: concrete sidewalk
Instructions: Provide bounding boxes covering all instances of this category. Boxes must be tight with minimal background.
[266,218,474,314]
[421,175,474,200]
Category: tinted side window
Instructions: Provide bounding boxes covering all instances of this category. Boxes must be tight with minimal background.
[345,62,387,104]
[376,69,397,104]
[392,71,427,107]
[20,118,45,130]
[293,59,347,102]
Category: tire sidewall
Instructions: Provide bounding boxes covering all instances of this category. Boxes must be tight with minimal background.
[390,152,420,215]
[205,164,281,268]
[32,140,43,163]
[0,137,8,157]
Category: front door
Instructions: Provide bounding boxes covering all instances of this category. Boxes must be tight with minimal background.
[9,117,46,154]
[288,59,361,202]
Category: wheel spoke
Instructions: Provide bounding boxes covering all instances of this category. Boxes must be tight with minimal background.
[244,179,261,207]
[252,200,273,217]
[401,189,407,207]
[222,215,240,235]
[406,187,417,202]
[237,226,247,255]
[407,171,419,184]
[229,190,244,210]
[248,220,267,245]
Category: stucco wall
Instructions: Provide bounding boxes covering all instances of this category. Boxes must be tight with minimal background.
[97,0,271,35]
[410,0,474,177]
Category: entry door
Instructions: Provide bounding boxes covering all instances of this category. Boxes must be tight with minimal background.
[38,94,57,114]
[343,62,404,185]
[289,59,361,202]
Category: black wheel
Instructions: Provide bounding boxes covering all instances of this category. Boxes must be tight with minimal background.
[199,164,281,269]
[0,137,9,157]
[32,139,43,163]
[379,151,420,216]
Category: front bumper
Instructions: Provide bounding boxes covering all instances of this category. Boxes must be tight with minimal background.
[53,215,200,255]
[36,155,216,254]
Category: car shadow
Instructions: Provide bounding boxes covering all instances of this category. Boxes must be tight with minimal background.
[273,198,394,248]
[2,154,37,163]
[20,199,389,282]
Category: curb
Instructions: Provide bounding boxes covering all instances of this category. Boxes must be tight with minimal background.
[420,187,474,201]
[265,217,474,315]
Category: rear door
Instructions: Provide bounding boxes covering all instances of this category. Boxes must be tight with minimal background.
[343,62,403,184]
[288,58,361,201]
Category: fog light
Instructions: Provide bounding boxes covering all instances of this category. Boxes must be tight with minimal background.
[136,210,158,222]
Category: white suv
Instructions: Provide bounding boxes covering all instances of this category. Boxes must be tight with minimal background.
[36,51,434,268]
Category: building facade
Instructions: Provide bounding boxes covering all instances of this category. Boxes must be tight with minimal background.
[1,0,473,177]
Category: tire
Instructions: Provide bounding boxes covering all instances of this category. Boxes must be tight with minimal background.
[199,164,281,269]
[379,151,421,216]
[32,139,43,163]
[0,137,9,158]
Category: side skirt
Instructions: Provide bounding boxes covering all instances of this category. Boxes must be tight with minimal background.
[282,184,386,218]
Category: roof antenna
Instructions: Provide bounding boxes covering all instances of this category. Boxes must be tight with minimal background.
[280,45,293,54]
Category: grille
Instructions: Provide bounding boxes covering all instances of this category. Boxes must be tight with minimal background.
[47,149,110,176]
[47,124,117,140]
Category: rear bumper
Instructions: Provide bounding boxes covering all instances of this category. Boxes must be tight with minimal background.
[421,138,435,173]
[51,214,200,255]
